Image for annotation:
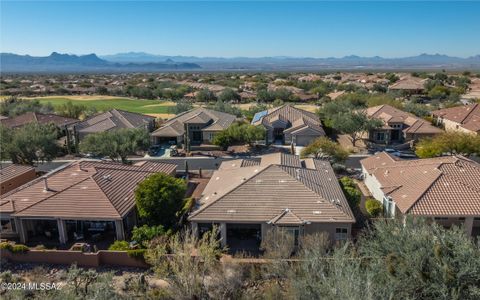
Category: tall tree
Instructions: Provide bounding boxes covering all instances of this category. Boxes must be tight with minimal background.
[300,137,350,164]
[331,111,383,146]
[0,123,61,165]
[135,173,187,227]
[415,132,480,158]
[79,128,150,163]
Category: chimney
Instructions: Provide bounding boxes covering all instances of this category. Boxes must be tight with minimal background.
[43,177,51,192]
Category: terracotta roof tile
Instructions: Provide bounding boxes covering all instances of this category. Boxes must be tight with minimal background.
[1,160,176,219]
[361,152,480,216]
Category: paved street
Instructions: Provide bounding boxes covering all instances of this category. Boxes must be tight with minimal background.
[1,154,370,174]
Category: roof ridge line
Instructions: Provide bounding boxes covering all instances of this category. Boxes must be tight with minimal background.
[404,170,443,214]
[459,103,480,124]
[1,161,79,199]
[111,109,135,128]
[13,175,94,215]
[280,165,353,220]
[188,165,269,219]
[90,173,123,217]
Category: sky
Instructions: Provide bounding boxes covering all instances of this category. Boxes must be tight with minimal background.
[1,1,479,58]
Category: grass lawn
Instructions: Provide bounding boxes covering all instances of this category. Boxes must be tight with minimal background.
[29,96,176,116]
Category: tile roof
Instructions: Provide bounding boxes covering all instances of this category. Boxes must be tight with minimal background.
[361,152,480,216]
[0,165,35,183]
[1,160,176,220]
[252,105,325,136]
[74,109,154,134]
[0,112,78,129]
[189,153,355,224]
[389,77,426,90]
[151,108,236,137]
[366,105,443,135]
[432,104,480,133]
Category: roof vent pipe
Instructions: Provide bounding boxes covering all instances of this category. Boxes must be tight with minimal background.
[43,177,51,192]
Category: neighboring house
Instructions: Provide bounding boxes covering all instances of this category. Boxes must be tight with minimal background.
[0,165,36,195]
[432,103,480,135]
[388,77,427,94]
[70,109,156,144]
[0,160,176,244]
[0,112,79,149]
[151,108,236,146]
[251,105,325,146]
[0,112,78,129]
[189,153,355,252]
[365,105,443,144]
[360,152,480,236]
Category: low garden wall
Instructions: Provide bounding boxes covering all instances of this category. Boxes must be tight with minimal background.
[0,249,149,268]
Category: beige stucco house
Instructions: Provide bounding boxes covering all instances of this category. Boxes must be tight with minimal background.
[189,153,355,252]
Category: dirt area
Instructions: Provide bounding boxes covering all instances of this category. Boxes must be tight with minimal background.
[337,134,367,153]
[142,101,176,107]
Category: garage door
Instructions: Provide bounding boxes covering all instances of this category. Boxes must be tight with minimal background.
[295,135,315,146]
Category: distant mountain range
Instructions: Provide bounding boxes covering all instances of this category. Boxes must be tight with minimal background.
[0,52,201,73]
[1,52,480,73]
[101,52,480,71]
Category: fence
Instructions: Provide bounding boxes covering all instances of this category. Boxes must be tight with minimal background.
[0,249,149,268]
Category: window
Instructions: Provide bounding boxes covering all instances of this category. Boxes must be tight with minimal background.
[376,132,385,141]
[280,226,300,246]
[434,217,448,221]
[382,197,395,218]
[458,217,465,221]
[335,228,348,241]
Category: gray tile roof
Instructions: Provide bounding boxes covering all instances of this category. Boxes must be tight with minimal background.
[74,109,154,134]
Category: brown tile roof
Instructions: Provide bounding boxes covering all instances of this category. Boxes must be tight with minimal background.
[361,152,480,216]
[151,108,236,137]
[432,104,480,133]
[189,153,355,224]
[252,105,325,136]
[389,77,426,91]
[74,109,154,134]
[366,105,442,135]
[0,165,35,183]
[0,112,78,129]
[1,160,176,220]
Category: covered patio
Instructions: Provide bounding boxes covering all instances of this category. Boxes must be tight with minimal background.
[15,217,126,248]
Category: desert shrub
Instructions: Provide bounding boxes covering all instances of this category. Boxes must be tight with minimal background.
[131,224,166,247]
[108,240,130,251]
[365,198,383,217]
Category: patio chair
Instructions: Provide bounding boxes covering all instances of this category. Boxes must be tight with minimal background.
[74,232,84,241]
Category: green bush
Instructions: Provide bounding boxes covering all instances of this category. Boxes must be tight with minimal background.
[339,176,356,189]
[131,225,165,247]
[365,198,383,217]
[127,249,146,260]
[0,242,29,253]
[0,242,12,251]
[339,177,361,209]
[11,244,29,253]
[108,240,130,251]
